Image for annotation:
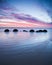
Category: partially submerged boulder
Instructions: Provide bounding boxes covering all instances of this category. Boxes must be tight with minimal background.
[29,29,35,32]
[23,30,28,32]
[13,29,18,32]
[4,29,9,32]
[43,30,47,32]
[36,29,47,32]
[36,30,43,32]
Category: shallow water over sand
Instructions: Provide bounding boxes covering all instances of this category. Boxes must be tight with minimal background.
[0,28,52,65]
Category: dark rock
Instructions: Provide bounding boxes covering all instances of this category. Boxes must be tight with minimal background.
[4,29,9,32]
[23,30,28,32]
[43,30,47,32]
[29,29,35,32]
[36,30,43,32]
[36,29,47,32]
[13,29,18,32]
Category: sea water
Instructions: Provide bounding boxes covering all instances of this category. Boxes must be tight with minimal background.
[0,28,52,65]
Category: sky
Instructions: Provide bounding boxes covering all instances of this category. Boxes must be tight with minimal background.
[0,0,52,27]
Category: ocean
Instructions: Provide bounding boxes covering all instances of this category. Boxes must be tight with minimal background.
[0,28,52,65]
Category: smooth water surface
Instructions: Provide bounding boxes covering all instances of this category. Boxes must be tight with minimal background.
[0,29,52,65]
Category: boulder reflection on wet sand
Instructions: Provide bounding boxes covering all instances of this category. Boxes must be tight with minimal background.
[4,29,9,32]
[29,29,35,32]
[13,29,18,32]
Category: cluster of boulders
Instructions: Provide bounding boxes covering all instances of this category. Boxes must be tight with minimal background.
[4,29,47,33]
[29,29,47,32]
[36,30,47,32]
[4,29,18,32]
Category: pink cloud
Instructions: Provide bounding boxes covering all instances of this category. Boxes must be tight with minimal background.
[0,7,52,28]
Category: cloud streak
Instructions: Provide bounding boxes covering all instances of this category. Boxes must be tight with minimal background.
[0,0,52,28]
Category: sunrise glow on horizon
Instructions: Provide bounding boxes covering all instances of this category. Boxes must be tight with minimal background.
[0,18,52,28]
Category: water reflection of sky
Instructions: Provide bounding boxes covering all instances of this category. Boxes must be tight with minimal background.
[0,29,51,46]
[0,29,52,65]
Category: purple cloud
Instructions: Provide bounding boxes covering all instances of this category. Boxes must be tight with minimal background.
[0,7,51,24]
